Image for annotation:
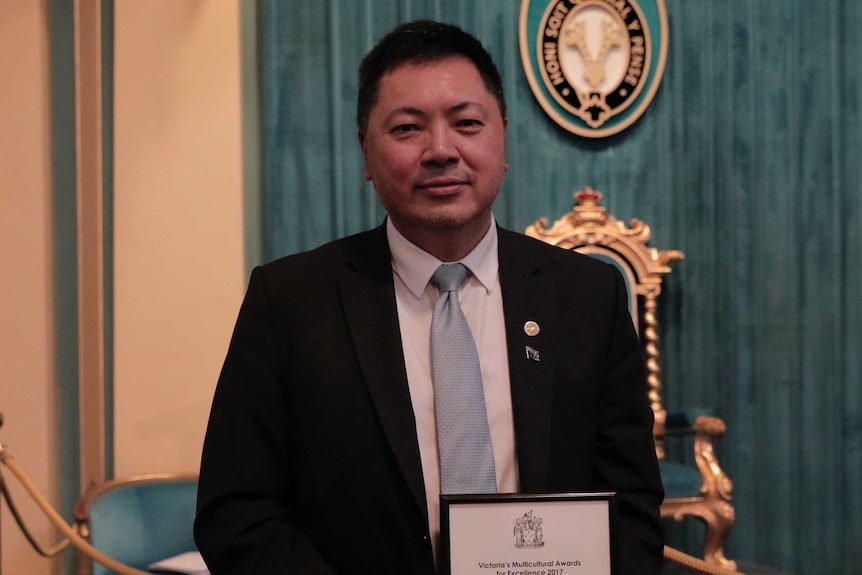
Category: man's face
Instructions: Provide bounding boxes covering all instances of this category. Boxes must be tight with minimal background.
[359,57,507,252]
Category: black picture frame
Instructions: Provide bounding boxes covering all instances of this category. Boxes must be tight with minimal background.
[439,492,618,575]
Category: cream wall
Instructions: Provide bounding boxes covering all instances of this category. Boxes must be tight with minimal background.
[113,1,246,476]
[0,1,245,571]
[0,3,62,575]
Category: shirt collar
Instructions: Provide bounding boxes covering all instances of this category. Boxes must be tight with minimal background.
[387,217,499,299]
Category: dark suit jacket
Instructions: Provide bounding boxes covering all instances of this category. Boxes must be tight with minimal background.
[195,225,663,575]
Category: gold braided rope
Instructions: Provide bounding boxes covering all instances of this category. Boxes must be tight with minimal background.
[0,446,152,575]
[0,472,70,557]
[1,443,744,575]
[664,545,747,575]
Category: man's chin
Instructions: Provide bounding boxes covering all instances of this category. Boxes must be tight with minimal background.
[411,209,490,231]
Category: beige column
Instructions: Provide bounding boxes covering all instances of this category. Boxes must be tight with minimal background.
[0,3,61,575]
[113,0,246,476]
[75,0,108,492]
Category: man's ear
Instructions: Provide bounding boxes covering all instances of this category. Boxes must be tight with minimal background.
[358,130,372,181]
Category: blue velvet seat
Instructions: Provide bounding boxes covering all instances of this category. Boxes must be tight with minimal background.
[526,188,736,570]
[73,473,199,575]
[661,462,704,500]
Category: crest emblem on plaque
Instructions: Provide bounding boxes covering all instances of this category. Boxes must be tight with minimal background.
[519,0,668,137]
[513,510,545,548]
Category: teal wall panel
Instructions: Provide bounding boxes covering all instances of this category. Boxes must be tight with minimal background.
[48,2,81,573]
[260,1,862,572]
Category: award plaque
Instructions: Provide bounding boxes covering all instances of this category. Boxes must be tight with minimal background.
[440,492,618,575]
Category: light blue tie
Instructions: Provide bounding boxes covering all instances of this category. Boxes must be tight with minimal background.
[430,263,497,495]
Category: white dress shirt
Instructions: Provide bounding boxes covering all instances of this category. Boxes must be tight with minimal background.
[386,217,519,557]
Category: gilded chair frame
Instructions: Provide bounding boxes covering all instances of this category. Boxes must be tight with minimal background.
[73,472,199,575]
[525,188,736,570]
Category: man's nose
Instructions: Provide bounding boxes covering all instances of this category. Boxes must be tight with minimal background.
[421,127,460,166]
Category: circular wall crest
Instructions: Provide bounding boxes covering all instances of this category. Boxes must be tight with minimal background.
[519,0,668,138]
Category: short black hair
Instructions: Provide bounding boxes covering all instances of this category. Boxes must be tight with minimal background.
[357,20,507,132]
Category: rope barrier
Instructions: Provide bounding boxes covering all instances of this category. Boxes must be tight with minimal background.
[0,471,70,557]
[663,544,747,575]
[0,445,152,575]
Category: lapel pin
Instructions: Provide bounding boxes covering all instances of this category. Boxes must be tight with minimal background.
[525,346,541,362]
[524,321,540,336]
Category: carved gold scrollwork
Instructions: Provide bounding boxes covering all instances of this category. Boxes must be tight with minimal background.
[526,187,683,459]
[527,188,736,570]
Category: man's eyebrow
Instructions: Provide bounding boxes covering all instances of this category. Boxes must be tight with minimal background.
[448,101,485,114]
[383,106,426,123]
[383,101,487,123]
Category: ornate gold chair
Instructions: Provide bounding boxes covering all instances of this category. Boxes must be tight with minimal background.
[526,187,736,569]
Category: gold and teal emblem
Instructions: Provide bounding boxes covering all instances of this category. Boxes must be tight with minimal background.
[520,0,668,137]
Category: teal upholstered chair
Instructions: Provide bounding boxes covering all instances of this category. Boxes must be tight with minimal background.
[526,188,736,570]
[73,473,199,575]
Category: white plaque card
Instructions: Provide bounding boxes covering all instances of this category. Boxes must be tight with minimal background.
[440,492,618,575]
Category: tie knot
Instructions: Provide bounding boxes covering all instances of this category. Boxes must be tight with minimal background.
[431,263,470,293]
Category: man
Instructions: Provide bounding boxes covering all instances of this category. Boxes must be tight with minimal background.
[195,20,663,575]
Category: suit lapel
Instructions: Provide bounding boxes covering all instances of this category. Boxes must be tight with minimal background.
[336,226,558,508]
[337,226,428,519]
[498,229,555,492]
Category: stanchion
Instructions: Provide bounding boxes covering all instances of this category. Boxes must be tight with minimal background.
[1,410,3,575]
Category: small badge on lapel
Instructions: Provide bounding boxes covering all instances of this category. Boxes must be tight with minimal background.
[525,346,541,362]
